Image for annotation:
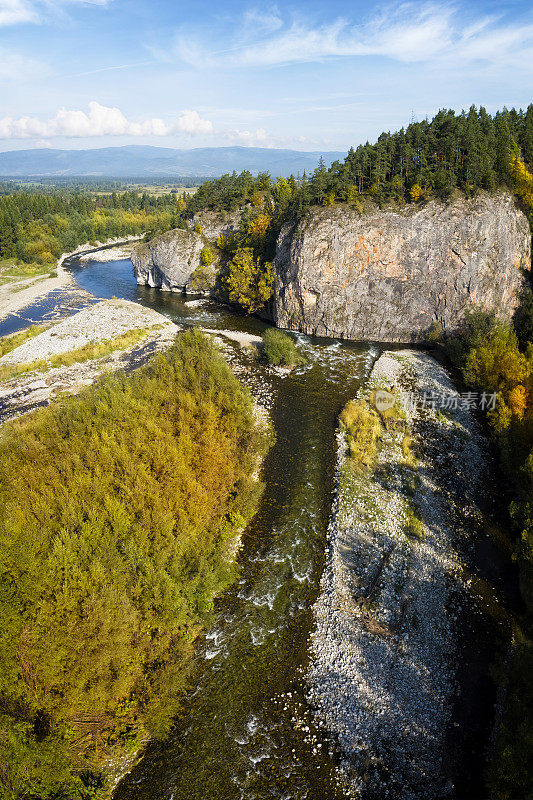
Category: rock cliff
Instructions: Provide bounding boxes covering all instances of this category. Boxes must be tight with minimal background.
[273,192,530,342]
[132,228,206,293]
[132,211,242,294]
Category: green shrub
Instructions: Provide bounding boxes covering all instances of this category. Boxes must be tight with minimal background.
[261,328,304,367]
[426,320,443,344]
[189,264,215,293]
[405,500,425,539]
[340,399,383,468]
[513,286,533,351]
[0,328,268,797]
[488,641,533,798]
[0,324,51,358]
[200,246,214,266]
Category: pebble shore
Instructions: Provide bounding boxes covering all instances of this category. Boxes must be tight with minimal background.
[307,350,490,799]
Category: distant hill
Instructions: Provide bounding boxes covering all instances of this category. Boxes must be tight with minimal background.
[0,145,344,178]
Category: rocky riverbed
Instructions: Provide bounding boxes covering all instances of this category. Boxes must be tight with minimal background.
[0,299,179,424]
[306,350,502,799]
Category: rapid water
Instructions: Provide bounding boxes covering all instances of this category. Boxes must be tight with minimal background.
[68,255,380,799]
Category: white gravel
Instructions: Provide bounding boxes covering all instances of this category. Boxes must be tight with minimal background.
[307,349,489,799]
[0,299,174,364]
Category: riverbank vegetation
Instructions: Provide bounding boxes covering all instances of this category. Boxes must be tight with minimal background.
[445,306,533,798]
[261,328,305,367]
[339,398,383,469]
[0,328,269,799]
[0,189,184,271]
[0,323,51,357]
[0,325,161,383]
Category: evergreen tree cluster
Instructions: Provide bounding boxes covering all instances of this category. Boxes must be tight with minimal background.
[0,190,183,265]
[181,105,533,218]
[317,105,533,205]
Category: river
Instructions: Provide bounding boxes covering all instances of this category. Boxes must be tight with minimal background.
[0,252,516,800]
[71,255,382,800]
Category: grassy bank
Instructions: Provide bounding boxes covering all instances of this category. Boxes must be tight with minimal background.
[0,325,163,383]
[0,328,270,799]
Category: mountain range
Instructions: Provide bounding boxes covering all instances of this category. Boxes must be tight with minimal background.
[0,145,344,178]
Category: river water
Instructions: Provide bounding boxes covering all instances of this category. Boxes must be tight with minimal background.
[70,255,383,800]
[0,254,514,800]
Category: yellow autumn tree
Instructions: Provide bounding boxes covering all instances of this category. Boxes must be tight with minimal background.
[509,155,533,211]
[463,323,532,432]
[250,190,264,207]
[247,213,271,239]
[410,183,424,202]
[224,247,274,313]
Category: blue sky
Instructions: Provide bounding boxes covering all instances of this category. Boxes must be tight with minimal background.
[0,0,532,153]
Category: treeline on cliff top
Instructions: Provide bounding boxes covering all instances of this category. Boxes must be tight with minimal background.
[0,328,269,799]
[184,105,533,216]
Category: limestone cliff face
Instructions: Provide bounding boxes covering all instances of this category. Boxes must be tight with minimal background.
[132,228,206,292]
[273,192,531,342]
[132,210,241,294]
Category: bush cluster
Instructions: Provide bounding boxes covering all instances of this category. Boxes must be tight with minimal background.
[261,329,305,367]
[0,328,268,799]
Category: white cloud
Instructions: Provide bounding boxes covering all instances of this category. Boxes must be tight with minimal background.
[0,102,214,139]
[0,0,110,26]
[176,109,213,135]
[173,2,533,71]
[240,6,283,37]
[0,0,37,25]
[224,128,272,146]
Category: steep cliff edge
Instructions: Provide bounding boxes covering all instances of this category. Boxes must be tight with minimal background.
[132,211,242,294]
[273,192,530,342]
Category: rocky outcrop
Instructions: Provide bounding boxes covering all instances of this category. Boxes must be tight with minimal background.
[273,192,531,342]
[132,229,207,293]
[191,209,242,241]
[132,211,242,294]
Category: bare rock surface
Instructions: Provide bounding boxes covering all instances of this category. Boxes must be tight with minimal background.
[191,209,242,241]
[132,211,243,294]
[307,349,492,799]
[274,192,530,342]
[132,229,206,292]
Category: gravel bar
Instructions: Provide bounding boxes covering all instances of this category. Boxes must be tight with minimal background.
[307,350,490,799]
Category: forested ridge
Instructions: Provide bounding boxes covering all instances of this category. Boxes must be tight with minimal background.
[184,105,533,216]
[0,189,184,267]
[0,329,269,799]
